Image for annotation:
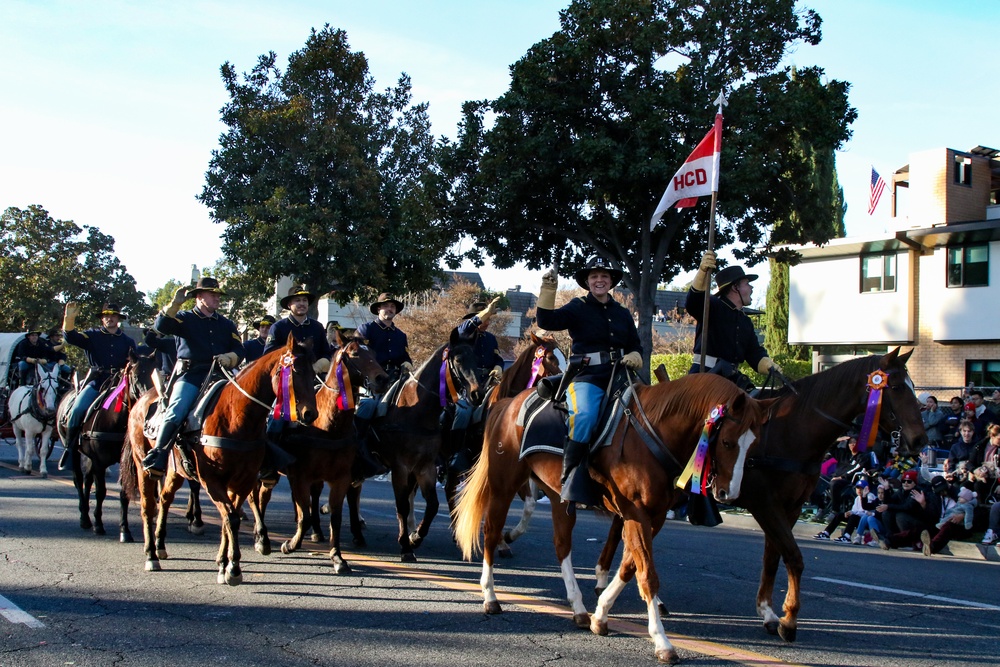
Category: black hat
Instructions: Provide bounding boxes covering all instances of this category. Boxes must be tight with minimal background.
[369,293,405,315]
[573,256,623,290]
[280,285,316,310]
[24,326,41,335]
[185,277,227,298]
[255,315,276,329]
[715,265,758,292]
[100,303,126,318]
[462,301,488,320]
[930,476,949,493]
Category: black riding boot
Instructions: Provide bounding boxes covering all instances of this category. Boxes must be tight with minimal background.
[560,438,601,509]
[143,420,182,477]
[58,424,82,470]
[351,438,387,486]
[259,441,296,489]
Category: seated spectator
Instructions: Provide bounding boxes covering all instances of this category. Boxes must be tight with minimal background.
[943,396,964,444]
[969,390,998,442]
[858,476,891,546]
[947,419,977,471]
[922,395,946,450]
[921,477,974,556]
[813,478,878,543]
[967,422,999,504]
[823,433,880,517]
[878,469,941,550]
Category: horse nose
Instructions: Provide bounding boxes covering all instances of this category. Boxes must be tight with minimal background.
[299,406,318,425]
[715,489,729,502]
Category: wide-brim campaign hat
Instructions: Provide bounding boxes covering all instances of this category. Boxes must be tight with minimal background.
[574,256,624,290]
[24,326,41,335]
[369,293,405,315]
[100,303,126,318]
[255,315,276,328]
[280,285,316,309]
[462,301,488,320]
[714,265,758,292]
[185,277,227,298]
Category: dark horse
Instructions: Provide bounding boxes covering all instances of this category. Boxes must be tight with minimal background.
[590,348,927,645]
[121,338,318,584]
[453,372,767,664]
[248,332,389,573]
[55,350,156,540]
[361,332,479,561]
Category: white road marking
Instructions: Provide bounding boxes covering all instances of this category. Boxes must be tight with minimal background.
[0,593,46,628]
[812,577,1000,611]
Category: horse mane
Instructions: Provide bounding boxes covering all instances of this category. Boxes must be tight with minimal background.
[496,334,557,398]
[637,374,752,433]
[782,354,882,411]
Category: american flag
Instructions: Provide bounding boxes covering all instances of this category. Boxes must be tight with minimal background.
[868,166,886,215]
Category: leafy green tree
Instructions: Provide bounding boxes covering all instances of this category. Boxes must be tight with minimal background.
[203,259,271,332]
[199,25,447,305]
[436,0,856,377]
[0,205,153,331]
[148,279,187,313]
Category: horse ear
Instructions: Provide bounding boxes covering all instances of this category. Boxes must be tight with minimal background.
[897,348,913,365]
[285,332,296,350]
[530,331,540,344]
[333,329,343,347]
[729,391,746,415]
[449,327,462,348]
[129,348,137,362]
[880,346,901,370]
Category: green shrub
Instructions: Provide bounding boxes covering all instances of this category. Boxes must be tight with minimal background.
[647,353,811,385]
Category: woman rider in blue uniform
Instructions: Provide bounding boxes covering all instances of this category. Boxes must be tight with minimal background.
[535,256,643,507]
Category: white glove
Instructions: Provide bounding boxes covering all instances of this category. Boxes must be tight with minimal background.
[489,365,503,382]
[538,267,558,310]
[693,250,716,291]
[622,351,643,370]
[313,357,331,374]
[401,361,414,374]
[698,250,717,272]
[217,352,240,369]
[477,296,503,322]
[165,285,189,318]
[757,357,780,374]
[63,301,80,331]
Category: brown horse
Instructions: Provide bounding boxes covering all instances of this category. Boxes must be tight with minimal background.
[248,333,388,573]
[590,348,927,645]
[453,372,766,664]
[55,350,156,540]
[363,334,480,561]
[121,337,318,584]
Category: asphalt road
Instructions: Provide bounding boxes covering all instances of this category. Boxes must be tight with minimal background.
[1,445,998,667]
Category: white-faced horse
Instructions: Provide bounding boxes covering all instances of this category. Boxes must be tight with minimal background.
[7,364,60,477]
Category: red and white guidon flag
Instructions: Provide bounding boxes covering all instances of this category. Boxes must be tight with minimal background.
[650,112,723,231]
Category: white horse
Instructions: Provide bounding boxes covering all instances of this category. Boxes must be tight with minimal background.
[7,364,60,477]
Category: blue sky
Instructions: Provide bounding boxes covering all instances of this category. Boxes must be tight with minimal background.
[2,1,997,300]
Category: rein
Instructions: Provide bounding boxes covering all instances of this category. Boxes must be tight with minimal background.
[619,386,684,474]
[216,360,278,412]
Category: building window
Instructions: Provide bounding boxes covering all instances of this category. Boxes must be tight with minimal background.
[947,244,989,287]
[860,253,896,293]
[954,155,972,187]
[966,360,1000,389]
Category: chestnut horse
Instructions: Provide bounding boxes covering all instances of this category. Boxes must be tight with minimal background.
[590,348,927,645]
[54,351,156,539]
[453,372,766,664]
[362,335,480,561]
[248,333,388,573]
[121,338,318,584]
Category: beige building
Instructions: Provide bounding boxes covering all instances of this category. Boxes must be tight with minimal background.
[783,145,1000,391]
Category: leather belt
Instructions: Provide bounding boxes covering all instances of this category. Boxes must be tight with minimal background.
[694,354,719,368]
[574,350,624,366]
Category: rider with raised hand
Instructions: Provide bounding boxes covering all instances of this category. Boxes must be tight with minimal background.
[356,293,412,382]
[686,250,778,391]
[43,326,73,384]
[242,315,275,365]
[535,256,643,508]
[455,298,505,386]
[62,302,137,463]
[13,326,56,387]
[142,277,244,477]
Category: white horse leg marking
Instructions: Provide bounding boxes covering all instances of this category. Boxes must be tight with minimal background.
[480,560,497,607]
[758,600,779,626]
[593,571,628,625]
[724,429,757,500]
[559,554,588,618]
[647,596,676,658]
[594,563,611,591]
[506,492,536,544]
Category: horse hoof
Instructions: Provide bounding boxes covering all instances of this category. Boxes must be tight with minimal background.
[255,540,271,557]
[358,517,367,529]
[484,600,502,615]
[333,561,351,575]
[80,518,92,530]
[400,552,417,563]
[778,623,797,643]
[594,585,606,597]
[308,532,324,543]
[145,560,161,572]
[590,618,608,636]
[225,573,242,587]
[320,503,330,515]
[497,544,513,559]
[655,648,680,664]
[217,572,226,585]
[280,541,293,555]
[93,525,106,536]
[763,620,779,636]
[659,601,670,617]
[572,612,590,629]
[352,536,367,549]
[39,472,47,479]
[408,533,423,549]
[156,549,169,560]
[120,532,134,544]
[187,523,205,536]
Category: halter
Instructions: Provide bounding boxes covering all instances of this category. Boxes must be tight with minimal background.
[319,351,358,411]
[439,346,460,407]
[526,345,548,389]
[676,404,727,495]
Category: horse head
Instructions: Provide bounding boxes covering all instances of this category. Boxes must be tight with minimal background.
[875,346,927,457]
[445,335,481,402]
[328,332,390,397]
[269,335,319,425]
[710,390,766,503]
[125,349,158,401]
[33,363,60,416]
[496,332,562,400]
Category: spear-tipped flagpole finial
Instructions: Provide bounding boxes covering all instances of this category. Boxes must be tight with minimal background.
[714,91,727,111]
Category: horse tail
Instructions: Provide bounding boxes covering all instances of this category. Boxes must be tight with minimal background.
[119,430,140,502]
[452,442,493,561]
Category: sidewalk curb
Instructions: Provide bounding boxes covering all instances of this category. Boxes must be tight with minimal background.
[717,511,1000,563]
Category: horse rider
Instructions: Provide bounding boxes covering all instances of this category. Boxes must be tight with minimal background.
[686,250,778,392]
[142,277,244,477]
[61,302,138,464]
[44,327,74,384]
[258,285,333,485]
[355,293,412,382]
[243,314,276,364]
[142,328,178,378]
[13,326,58,387]
[535,256,643,508]
[455,298,505,386]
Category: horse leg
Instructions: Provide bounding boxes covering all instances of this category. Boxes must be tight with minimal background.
[153,472,184,560]
[595,514,624,595]
[619,515,678,665]
[409,465,439,551]
[478,464,524,615]
[37,428,52,478]
[221,490,245,586]
[752,507,804,642]
[325,477,352,574]
[247,483,272,556]
[392,472,418,562]
[550,496,589,628]
[280,477,311,556]
[308,481,325,543]
[499,479,538,558]
[119,487,134,543]
[92,469,107,535]
[185,479,205,535]
[138,458,162,572]
[346,483,366,548]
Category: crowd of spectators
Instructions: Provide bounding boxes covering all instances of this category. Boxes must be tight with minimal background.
[808,387,999,555]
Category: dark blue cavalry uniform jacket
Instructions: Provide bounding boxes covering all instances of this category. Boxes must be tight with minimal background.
[154,308,244,385]
[535,293,641,386]
[684,288,767,371]
[456,317,505,372]
[64,327,137,384]
[243,336,267,364]
[356,319,411,369]
[264,316,331,360]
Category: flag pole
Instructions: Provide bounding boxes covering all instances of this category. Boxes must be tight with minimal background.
[698,92,727,373]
